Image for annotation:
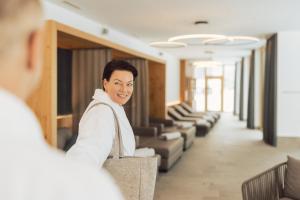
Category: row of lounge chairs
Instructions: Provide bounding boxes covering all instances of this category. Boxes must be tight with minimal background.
[133,102,220,171]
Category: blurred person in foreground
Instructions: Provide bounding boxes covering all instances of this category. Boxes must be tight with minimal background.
[0,0,123,199]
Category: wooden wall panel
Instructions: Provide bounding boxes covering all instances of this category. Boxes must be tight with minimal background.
[166,101,181,106]
[55,21,165,64]
[27,21,57,146]
[57,114,73,128]
[57,31,103,49]
[180,60,186,102]
[111,49,137,60]
[148,61,166,119]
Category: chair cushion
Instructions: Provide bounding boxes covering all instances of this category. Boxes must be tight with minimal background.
[160,147,183,171]
[138,136,184,158]
[163,126,196,150]
[163,126,195,139]
[173,105,191,116]
[57,128,73,150]
[195,119,211,127]
[174,104,215,124]
[284,156,300,199]
[155,154,161,167]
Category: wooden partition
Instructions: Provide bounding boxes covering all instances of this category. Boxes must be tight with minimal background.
[180,59,187,102]
[27,21,57,146]
[27,20,166,147]
[148,61,166,119]
[111,49,137,60]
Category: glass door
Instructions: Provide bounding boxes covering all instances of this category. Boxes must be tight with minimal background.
[205,77,223,111]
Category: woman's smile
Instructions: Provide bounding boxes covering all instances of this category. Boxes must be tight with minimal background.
[117,93,128,98]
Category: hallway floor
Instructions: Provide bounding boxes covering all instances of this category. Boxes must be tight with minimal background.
[154,113,300,200]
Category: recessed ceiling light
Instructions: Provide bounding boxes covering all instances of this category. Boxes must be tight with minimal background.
[194,20,208,25]
[149,41,187,48]
[168,34,227,46]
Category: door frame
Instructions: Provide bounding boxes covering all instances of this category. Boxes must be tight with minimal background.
[205,76,224,112]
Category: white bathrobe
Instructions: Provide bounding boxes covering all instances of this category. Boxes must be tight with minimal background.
[0,89,123,200]
[67,89,136,167]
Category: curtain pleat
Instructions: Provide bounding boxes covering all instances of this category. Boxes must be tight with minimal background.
[125,59,149,127]
[247,50,255,129]
[263,34,277,146]
[72,49,112,134]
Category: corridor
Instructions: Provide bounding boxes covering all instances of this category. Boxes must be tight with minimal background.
[155,113,300,200]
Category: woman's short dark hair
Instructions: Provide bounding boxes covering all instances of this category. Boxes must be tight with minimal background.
[102,60,138,81]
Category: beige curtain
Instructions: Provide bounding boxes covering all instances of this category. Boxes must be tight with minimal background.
[72,48,112,133]
[263,34,277,146]
[125,59,149,127]
[247,50,255,129]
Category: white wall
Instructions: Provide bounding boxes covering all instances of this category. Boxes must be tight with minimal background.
[277,32,300,137]
[242,57,250,120]
[234,62,241,115]
[43,1,180,103]
[165,58,180,102]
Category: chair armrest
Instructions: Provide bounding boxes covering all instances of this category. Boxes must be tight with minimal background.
[57,128,73,151]
[150,117,174,127]
[149,123,164,135]
[133,126,158,137]
[134,136,140,148]
[241,162,286,200]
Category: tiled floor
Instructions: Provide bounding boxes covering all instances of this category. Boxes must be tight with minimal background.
[154,113,300,200]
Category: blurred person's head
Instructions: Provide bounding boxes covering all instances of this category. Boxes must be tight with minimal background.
[102,60,138,105]
[0,0,43,100]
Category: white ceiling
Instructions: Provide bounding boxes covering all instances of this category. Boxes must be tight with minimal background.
[46,0,300,63]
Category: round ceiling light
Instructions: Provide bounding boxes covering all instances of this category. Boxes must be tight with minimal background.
[149,41,187,48]
[168,34,226,46]
[203,36,260,46]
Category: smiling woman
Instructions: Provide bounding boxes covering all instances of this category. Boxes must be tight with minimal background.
[103,67,136,105]
[66,60,139,167]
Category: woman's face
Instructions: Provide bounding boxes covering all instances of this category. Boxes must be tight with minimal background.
[103,70,134,105]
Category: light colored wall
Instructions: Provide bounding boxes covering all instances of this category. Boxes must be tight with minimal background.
[277,32,300,137]
[234,62,241,115]
[242,57,250,120]
[165,58,180,102]
[43,1,180,103]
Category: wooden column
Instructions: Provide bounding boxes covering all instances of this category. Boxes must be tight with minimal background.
[180,59,186,102]
[148,61,166,119]
[27,21,57,146]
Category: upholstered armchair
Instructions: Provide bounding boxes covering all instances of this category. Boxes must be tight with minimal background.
[132,123,184,171]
